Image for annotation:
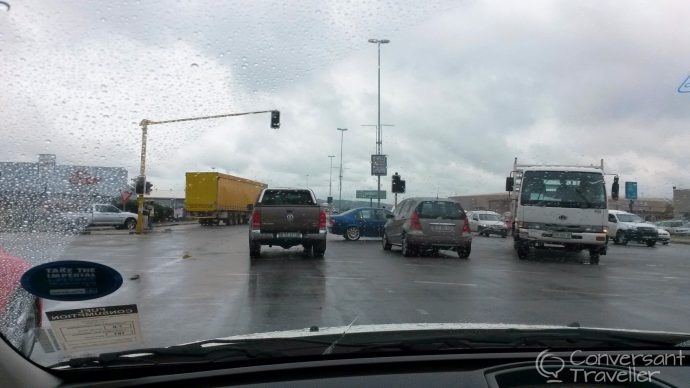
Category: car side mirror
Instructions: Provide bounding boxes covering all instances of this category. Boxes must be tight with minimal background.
[247,204,254,211]
[505,177,514,192]
[386,213,394,219]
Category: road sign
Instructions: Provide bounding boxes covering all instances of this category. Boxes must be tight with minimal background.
[679,75,690,93]
[356,190,387,199]
[371,154,387,176]
[121,191,133,202]
[625,182,638,200]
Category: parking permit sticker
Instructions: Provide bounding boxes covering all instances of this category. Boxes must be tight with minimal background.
[45,305,143,353]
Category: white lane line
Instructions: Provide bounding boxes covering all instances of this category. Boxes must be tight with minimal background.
[542,289,622,297]
[646,264,658,267]
[406,264,441,267]
[326,260,364,263]
[663,276,679,280]
[416,309,429,315]
[385,288,395,293]
[414,280,477,287]
[309,276,366,280]
[495,269,547,275]
[608,276,669,282]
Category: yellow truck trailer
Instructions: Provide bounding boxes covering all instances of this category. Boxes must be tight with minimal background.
[185,172,267,225]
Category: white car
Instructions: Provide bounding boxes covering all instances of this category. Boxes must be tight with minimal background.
[607,210,659,247]
[656,228,670,245]
[655,220,690,236]
[467,210,508,237]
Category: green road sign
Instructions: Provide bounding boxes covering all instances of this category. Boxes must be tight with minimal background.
[356,190,387,199]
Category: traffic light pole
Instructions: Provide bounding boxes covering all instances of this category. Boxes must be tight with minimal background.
[135,109,279,234]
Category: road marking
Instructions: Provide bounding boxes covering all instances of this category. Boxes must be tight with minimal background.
[326,260,364,263]
[541,288,622,297]
[414,280,477,287]
[385,288,395,293]
[495,269,547,275]
[646,264,658,267]
[406,264,441,267]
[608,275,669,282]
[309,276,366,280]
[416,309,429,315]
[663,276,679,280]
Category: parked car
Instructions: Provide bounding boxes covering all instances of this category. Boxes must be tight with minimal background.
[607,210,658,247]
[0,248,41,356]
[655,220,690,236]
[656,228,670,245]
[61,204,139,230]
[328,207,391,240]
[382,197,472,258]
[466,210,508,237]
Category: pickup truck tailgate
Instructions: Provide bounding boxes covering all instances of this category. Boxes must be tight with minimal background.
[259,206,321,233]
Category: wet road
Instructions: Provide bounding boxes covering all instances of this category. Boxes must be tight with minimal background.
[31,223,690,355]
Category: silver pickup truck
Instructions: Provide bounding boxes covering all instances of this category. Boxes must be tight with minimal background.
[248,188,327,258]
[62,204,139,230]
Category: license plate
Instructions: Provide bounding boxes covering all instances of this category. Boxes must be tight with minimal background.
[552,232,572,239]
[277,232,302,238]
[431,225,454,233]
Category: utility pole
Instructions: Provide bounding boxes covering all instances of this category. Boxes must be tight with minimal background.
[368,38,390,208]
[337,128,348,213]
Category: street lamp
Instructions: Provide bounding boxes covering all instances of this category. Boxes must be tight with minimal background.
[337,128,348,212]
[369,38,390,208]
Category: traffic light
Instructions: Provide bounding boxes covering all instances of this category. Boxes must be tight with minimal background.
[392,173,401,193]
[134,176,153,195]
[270,110,280,129]
[399,180,406,193]
[134,176,145,194]
[611,176,619,200]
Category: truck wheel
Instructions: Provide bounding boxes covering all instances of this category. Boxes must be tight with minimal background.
[382,233,392,251]
[249,241,261,258]
[501,232,507,238]
[646,240,656,247]
[589,249,600,264]
[517,244,529,260]
[457,245,471,259]
[345,227,361,241]
[124,218,137,230]
[401,236,416,257]
[313,241,326,258]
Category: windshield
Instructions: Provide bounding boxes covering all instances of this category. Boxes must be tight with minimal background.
[520,171,607,209]
[617,214,643,223]
[2,0,690,375]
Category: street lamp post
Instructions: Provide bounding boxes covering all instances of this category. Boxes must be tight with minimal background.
[337,128,348,212]
[368,38,390,208]
[328,155,335,214]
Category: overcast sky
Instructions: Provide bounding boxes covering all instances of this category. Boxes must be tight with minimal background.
[2,0,690,200]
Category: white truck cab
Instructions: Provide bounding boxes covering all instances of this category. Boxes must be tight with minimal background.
[506,158,614,264]
[608,210,659,247]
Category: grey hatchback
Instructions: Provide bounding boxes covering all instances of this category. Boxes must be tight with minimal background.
[382,197,472,258]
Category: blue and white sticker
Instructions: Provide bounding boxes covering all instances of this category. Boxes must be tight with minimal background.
[20,260,123,301]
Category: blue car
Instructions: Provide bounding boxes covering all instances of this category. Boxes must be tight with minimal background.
[328,207,392,240]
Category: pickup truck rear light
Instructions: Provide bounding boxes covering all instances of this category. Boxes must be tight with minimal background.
[410,211,422,230]
[251,211,261,230]
[462,217,470,234]
[319,210,327,230]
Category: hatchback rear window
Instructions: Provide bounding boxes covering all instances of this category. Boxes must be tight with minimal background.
[260,190,315,205]
[416,201,465,220]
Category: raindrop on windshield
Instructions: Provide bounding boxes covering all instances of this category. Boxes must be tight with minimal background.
[0,1,9,12]
[190,63,199,68]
